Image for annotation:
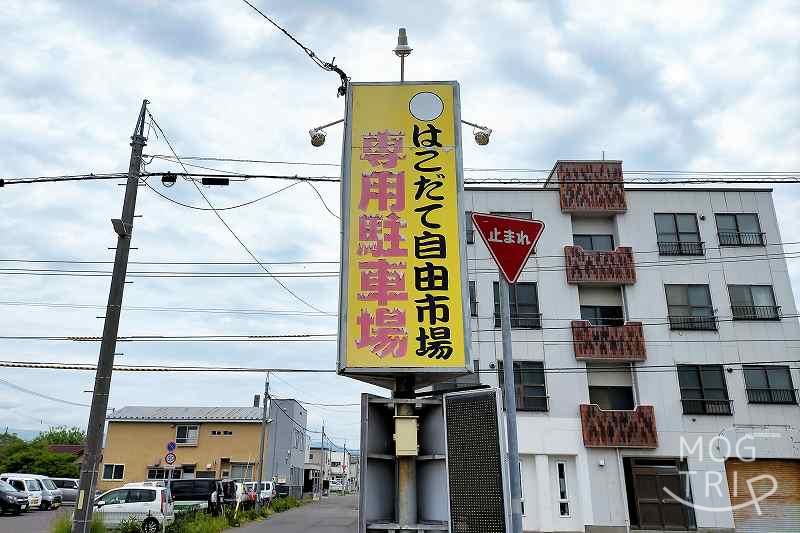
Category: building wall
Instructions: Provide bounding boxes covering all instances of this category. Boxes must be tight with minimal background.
[265,399,307,497]
[99,421,263,491]
[464,186,800,532]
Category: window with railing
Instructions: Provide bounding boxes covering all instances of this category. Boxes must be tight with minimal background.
[716,213,765,246]
[465,211,474,244]
[678,365,732,415]
[744,366,797,404]
[468,280,478,317]
[728,285,781,320]
[498,361,548,411]
[665,285,717,330]
[493,282,541,329]
[655,213,704,256]
[176,424,199,445]
[573,234,614,251]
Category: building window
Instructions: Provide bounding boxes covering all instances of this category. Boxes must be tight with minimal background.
[588,385,635,410]
[655,213,704,256]
[580,305,624,327]
[498,361,548,411]
[147,468,180,480]
[678,365,732,415]
[491,211,532,220]
[196,471,215,479]
[744,366,797,404]
[102,464,125,480]
[176,424,199,445]
[493,282,541,329]
[230,464,254,481]
[210,429,232,436]
[728,285,780,320]
[573,234,614,251]
[556,462,570,517]
[465,211,474,244]
[468,281,478,317]
[665,284,717,330]
[716,213,764,246]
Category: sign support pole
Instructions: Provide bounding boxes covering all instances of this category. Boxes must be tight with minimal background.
[395,376,416,533]
[499,274,523,533]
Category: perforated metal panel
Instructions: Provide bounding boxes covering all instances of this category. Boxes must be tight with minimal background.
[445,390,507,533]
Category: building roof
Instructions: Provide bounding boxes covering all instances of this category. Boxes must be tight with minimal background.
[47,444,85,456]
[107,406,264,423]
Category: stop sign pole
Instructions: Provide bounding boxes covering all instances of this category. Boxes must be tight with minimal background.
[471,213,545,533]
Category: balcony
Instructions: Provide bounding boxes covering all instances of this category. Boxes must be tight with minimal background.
[564,246,636,285]
[746,388,798,404]
[552,161,627,214]
[571,321,646,362]
[731,305,781,321]
[657,241,705,256]
[668,315,718,331]
[681,398,733,415]
[579,404,658,448]
[718,231,766,246]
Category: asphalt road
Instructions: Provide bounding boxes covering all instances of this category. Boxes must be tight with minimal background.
[241,494,358,533]
[0,505,70,533]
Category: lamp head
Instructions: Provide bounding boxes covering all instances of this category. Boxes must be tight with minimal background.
[309,129,326,147]
[393,28,412,57]
[474,127,492,146]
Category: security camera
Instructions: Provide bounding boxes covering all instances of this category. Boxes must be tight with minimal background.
[161,172,177,187]
[310,129,326,147]
[474,128,491,146]
[489,362,496,369]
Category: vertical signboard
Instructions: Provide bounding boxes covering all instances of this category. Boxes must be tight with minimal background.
[338,82,470,384]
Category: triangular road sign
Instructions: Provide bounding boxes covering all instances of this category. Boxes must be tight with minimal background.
[471,213,545,283]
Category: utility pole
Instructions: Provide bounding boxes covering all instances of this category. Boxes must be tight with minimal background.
[320,422,326,497]
[499,276,523,533]
[72,99,148,533]
[256,372,269,511]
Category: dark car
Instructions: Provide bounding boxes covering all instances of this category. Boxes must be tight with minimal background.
[0,480,29,515]
[169,479,219,509]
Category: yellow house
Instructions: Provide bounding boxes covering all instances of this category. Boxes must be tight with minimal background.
[99,406,267,491]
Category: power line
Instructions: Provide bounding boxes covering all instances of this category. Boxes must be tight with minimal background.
[239,0,348,97]
[141,177,301,211]
[0,377,90,407]
[146,111,334,316]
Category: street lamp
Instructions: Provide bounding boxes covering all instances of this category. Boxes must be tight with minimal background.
[393,28,413,82]
[308,118,344,148]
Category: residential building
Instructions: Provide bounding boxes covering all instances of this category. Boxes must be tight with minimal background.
[306,444,331,493]
[449,160,800,533]
[99,399,306,495]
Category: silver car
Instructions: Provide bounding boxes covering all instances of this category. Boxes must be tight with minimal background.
[50,478,79,503]
[29,475,63,509]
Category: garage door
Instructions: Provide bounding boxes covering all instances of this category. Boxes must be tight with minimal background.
[726,459,800,532]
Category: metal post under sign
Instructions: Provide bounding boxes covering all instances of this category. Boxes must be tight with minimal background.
[471,212,545,533]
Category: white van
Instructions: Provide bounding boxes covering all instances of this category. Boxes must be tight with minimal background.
[94,483,174,533]
[0,475,43,509]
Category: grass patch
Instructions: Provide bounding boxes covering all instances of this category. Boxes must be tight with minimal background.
[51,513,106,533]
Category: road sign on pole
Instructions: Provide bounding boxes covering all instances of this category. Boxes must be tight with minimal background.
[166,441,176,453]
[472,211,545,533]
[165,453,176,465]
[471,213,545,283]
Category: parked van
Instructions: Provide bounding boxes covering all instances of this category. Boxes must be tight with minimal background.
[0,475,42,509]
[50,478,79,503]
[244,481,275,505]
[94,483,174,533]
[28,475,63,509]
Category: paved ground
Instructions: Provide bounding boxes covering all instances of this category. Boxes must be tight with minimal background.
[241,494,358,533]
[0,505,70,533]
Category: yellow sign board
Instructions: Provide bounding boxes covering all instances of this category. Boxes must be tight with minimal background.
[338,82,470,378]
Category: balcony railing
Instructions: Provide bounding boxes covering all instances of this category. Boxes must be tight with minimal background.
[555,161,627,214]
[668,315,718,331]
[681,398,733,415]
[579,404,658,448]
[657,241,705,256]
[746,388,798,405]
[493,312,542,329]
[571,320,646,362]
[564,246,636,285]
[731,305,781,321]
[718,231,766,246]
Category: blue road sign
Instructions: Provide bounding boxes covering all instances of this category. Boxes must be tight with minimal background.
[167,441,176,452]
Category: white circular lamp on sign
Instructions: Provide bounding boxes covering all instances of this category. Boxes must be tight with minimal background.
[409,92,444,121]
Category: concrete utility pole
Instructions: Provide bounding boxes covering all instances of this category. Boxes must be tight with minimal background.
[499,276,523,533]
[256,372,269,511]
[72,99,149,533]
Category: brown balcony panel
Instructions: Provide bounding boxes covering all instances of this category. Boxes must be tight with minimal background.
[564,246,636,285]
[580,404,658,448]
[557,161,627,214]
[571,320,646,361]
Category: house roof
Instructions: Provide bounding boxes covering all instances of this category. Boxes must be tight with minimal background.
[107,406,264,423]
[47,444,85,456]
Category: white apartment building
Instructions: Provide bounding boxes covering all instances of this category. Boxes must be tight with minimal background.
[442,160,800,533]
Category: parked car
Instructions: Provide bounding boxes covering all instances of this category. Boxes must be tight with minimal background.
[28,475,63,509]
[329,480,344,493]
[50,478,79,503]
[169,478,219,511]
[94,483,174,533]
[244,481,275,505]
[0,480,29,515]
[0,475,42,510]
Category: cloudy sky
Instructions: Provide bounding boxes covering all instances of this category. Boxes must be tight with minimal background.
[1,1,798,448]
